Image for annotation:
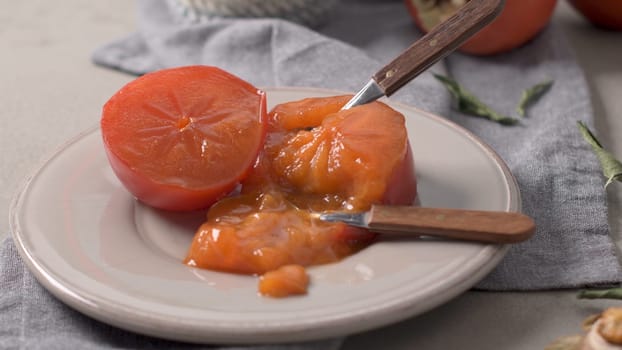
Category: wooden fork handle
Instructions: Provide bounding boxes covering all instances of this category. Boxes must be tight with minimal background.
[373,0,505,96]
[367,205,535,244]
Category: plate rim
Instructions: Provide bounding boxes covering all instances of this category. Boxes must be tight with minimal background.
[9,87,520,344]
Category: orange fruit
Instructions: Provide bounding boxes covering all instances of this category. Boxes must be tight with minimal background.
[101,66,267,211]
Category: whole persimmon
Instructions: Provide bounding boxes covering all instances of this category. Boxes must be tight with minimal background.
[404,0,558,55]
[567,0,622,30]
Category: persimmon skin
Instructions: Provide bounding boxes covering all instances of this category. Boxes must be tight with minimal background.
[404,0,558,55]
[567,0,622,30]
[103,152,256,212]
[383,144,417,206]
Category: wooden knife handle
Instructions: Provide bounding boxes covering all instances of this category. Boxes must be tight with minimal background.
[367,205,535,244]
[373,0,505,96]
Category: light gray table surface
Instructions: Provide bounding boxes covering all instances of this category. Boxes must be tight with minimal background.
[1,1,621,349]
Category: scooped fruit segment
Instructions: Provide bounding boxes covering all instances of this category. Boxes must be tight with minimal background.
[185,192,373,276]
[185,95,417,297]
[101,66,267,211]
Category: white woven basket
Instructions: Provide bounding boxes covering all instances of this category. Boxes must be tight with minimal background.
[169,0,339,27]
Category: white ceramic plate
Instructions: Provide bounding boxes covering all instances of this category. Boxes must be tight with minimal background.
[10,88,520,344]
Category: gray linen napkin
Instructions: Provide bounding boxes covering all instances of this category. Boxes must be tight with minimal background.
[3,0,622,347]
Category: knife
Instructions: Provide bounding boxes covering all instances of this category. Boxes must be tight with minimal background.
[342,0,505,110]
[318,205,535,244]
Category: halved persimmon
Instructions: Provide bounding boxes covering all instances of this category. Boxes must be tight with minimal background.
[261,95,417,209]
[101,66,267,211]
[185,95,417,296]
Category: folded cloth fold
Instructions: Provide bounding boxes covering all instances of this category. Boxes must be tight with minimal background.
[4,0,621,347]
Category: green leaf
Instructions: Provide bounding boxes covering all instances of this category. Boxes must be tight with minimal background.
[433,74,518,125]
[578,287,622,300]
[577,121,622,187]
[516,80,554,117]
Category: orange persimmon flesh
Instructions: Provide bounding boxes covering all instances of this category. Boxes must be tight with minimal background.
[259,265,310,298]
[185,95,417,297]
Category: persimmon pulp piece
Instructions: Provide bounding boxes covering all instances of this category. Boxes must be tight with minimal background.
[184,192,376,275]
[259,265,310,298]
[101,65,267,211]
